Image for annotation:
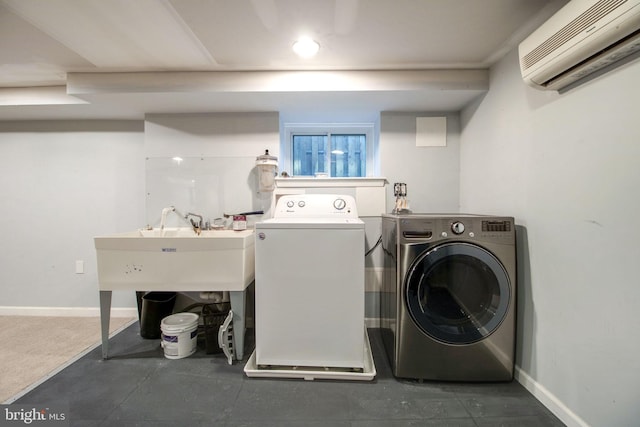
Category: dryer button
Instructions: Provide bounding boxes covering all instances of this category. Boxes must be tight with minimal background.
[451,221,465,235]
[441,231,448,238]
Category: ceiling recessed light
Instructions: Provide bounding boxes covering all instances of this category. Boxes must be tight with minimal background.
[292,37,320,58]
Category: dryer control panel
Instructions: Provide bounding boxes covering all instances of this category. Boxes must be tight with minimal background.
[273,194,359,218]
[393,214,514,244]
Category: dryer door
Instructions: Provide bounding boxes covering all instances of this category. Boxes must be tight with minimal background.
[405,242,511,344]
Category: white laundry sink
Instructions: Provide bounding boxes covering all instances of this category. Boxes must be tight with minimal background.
[94,228,255,291]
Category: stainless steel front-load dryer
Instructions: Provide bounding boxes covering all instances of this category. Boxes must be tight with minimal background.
[381,214,516,381]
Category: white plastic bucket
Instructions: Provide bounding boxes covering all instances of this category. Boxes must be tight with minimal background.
[160,312,199,359]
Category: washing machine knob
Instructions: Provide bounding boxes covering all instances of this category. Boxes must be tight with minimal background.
[451,221,465,235]
[333,198,346,210]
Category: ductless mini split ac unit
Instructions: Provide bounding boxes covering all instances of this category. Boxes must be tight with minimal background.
[519,0,640,90]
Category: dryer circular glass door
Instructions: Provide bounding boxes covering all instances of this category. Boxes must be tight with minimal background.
[405,242,510,344]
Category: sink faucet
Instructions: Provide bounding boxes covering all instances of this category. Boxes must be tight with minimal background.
[160,206,175,231]
[185,212,204,233]
[160,207,204,234]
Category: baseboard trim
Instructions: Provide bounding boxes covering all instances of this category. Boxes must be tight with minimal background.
[365,267,383,293]
[515,366,590,427]
[365,317,380,328]
[0,306,137,318]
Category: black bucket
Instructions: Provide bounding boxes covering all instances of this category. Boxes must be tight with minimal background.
[140,292,177,339]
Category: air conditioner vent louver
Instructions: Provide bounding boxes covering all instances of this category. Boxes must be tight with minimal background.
[522,0,627,70]
[519,0,640,91]
[545,27,640,85]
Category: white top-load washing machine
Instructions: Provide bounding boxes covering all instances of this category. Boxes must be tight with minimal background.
[244,194,376,381]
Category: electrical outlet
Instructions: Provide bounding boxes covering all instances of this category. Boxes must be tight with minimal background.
[75,260,84,274]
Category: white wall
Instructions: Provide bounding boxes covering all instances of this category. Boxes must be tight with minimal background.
[380,112,460,213]
[144,113,280,225]
[0,121,145,311]
[0,113,281,313]
[460,49,640,427]
[144,112,280,158]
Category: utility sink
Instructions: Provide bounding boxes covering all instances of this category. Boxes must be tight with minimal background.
[94,228,255,291]
[95,227,255,361]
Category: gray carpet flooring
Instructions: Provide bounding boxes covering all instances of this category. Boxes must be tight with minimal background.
[0,316,133,403]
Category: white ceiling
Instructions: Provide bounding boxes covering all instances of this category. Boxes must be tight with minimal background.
[0,0,568,120]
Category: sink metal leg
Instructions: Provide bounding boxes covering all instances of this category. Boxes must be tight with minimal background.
[100,291,112,359]
[229,290,246,361]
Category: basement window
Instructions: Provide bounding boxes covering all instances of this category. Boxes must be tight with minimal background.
[282,123,375,177]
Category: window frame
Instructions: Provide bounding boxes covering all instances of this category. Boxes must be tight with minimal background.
[283,123,376,177]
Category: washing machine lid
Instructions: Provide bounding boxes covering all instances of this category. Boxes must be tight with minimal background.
[257,217,364,229]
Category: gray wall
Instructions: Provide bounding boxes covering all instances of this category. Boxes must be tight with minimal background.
[459,49,640,427]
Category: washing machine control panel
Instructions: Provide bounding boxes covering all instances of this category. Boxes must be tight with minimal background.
[274,194,359,218]
[286,199,308,208]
